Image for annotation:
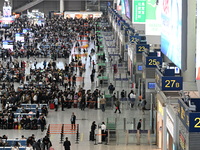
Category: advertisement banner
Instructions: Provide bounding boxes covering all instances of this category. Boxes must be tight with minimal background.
[161,0,182,69]
[132,0,146,23]
[145,0,162,35]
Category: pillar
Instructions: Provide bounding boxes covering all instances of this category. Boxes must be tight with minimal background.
[163,107,167,150]
[60,0,64,13]
[182,0,196,83]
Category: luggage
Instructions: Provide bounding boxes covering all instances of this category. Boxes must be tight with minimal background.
[73,103,77,108]
[89,131,94,141]
[14,125,18,129]
[50,103,55,109]
[89,103,94,109]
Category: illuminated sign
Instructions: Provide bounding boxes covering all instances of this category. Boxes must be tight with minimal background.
[157,101,163,116]
[145,0,161,35]
[145,56,162,68]
[3,40,13,50]
[3,6,12,17]
[177,100,189,130]
[136,44,150,53]
[179,132,186,150]
[155,70,183,91]
[125,0,131,19]
[15,33,25,43]
[161,0,185,69]
[129,35,141,43]
[132,0,146,23]
[178,99,200,132]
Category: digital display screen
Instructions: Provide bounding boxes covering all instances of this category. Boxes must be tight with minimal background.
[125,0,131,19]
[145,0,162,35]
[121,0,126,14]
[148,82,156,89]
[132,0,146,23]
[117,0,122,11]
[161,0,182,69]
[15,33,25,43]
[3,6,12,17]
[138,65,143,71]
[3,40,13,50]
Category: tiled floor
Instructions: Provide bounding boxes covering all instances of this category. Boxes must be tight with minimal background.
[0,35,160,150]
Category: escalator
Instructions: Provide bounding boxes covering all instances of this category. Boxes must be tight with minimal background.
[14,0,44,13]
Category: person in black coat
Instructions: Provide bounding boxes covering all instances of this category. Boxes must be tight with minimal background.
[36,108,40,118]
[63,137,71,150]
[90,121,96,141]
[137,119,142,130]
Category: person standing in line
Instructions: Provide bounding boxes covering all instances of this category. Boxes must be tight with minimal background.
[70,112,76,130]
[61,95,65,111]
[72,74,76,87]
[54,96,58,111]
[39,115,46,132]
[63,137,71,150]
[90,121,97,141]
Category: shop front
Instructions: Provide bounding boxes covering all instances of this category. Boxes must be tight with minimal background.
[156,99,164,149]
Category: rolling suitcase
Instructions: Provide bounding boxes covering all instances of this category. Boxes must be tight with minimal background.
[74,103,78,108]
[50,103,55,109]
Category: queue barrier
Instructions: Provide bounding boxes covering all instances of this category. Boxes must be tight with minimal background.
[16,108,42,113]
[21,104,48,109]
[6,139,27,147]
[47,124,79,144]
[0,147,26,150]
[125,129,151,145]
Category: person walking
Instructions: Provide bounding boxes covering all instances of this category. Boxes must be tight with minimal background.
[114,99,121,113]
[137,119,142,131]
[120,90,125,101]
[63,137,71,150]
[100,94,106,112]
[128,90,136,108]
[141,99,147,115]
[70,112,76,130]
[108,83,115,94]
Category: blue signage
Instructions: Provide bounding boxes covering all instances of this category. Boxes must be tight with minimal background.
[129,36,141,43]
[136,44,150,53]
[125,29,129,36]
[178,99,200,132]
[178,100,190,131]
[162,76,183,91]
[155,70,183,91]
[145,57,162,68]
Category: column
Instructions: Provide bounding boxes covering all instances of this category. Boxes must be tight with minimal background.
[163,107,167,150]
[60,0,64,13]
[182,0,196,82]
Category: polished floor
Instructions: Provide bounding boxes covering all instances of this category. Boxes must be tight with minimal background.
[0,34,160,150]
